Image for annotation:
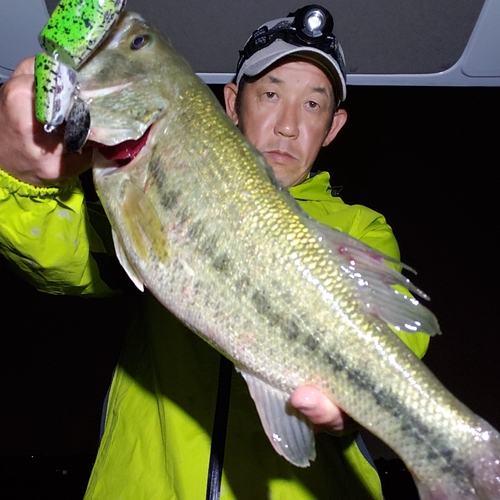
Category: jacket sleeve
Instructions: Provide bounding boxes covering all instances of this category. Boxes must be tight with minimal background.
[0,168,114,296]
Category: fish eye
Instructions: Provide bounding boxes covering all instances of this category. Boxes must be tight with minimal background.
[131,34,150,50]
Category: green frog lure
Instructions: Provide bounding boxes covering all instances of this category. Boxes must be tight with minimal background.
[34,0,126,149]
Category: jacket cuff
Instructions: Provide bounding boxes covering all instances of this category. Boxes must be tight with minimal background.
[0,168,78,198]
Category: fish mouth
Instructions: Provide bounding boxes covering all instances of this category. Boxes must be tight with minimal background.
[95,126,151,167]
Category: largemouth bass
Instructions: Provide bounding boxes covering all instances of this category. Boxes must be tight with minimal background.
[68,11,499,500]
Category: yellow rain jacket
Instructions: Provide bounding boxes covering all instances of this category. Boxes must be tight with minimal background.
[0,168,429,499]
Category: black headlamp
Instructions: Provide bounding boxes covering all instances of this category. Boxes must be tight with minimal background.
[236,4,346,81]
[292,5,334,42]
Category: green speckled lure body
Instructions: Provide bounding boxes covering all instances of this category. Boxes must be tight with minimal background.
[34,0,126,133]
[39,0,127,68]
[34,53,78,132]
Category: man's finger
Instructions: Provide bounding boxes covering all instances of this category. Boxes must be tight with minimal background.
[10,57,36,78]
[290,386,348,431]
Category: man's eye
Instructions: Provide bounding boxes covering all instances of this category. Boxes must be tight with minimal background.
[265,92,278,99]
[306,101,319,109]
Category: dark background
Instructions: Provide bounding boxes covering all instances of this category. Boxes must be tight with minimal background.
[1,83,499,497]
[327,84,500,437]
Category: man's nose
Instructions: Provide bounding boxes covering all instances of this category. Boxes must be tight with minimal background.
[274,104,299,138]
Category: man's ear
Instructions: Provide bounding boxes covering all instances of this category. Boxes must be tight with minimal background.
[322,109,348,147]
[224,82,239,126]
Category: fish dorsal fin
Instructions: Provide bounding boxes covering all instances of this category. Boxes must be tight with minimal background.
[238,369,316,467]
[112,228,144,292]
[314,221,441,336]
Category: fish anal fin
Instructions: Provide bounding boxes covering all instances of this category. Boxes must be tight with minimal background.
[238,369,316,467]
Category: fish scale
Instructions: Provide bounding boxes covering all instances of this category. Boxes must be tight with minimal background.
[61,10,500,499]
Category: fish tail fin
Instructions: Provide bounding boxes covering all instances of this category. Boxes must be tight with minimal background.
[414,427,500,500]
[468,429,500,499]
[414,480,450,500]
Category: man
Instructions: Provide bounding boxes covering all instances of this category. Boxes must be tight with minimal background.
[0,5,429,498]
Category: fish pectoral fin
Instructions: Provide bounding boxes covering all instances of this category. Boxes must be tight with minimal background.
[112,228,144,292]
[112,180,170,292]
[238,369,316,467]
[119,177,170,263]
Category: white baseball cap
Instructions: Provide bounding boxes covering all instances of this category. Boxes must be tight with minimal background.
[236,5,347,103]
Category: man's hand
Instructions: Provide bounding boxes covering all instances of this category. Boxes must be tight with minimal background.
[0,57,92,187]
[290,385,352,433]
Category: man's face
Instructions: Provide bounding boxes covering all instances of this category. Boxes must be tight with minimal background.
[225,60,347,187]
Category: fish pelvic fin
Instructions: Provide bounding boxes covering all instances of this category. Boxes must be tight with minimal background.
[238,369,316,467]
[112,229,144,292]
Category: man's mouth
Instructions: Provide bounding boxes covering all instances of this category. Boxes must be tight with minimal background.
[265,150,296,164]
[96,126,151,167]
